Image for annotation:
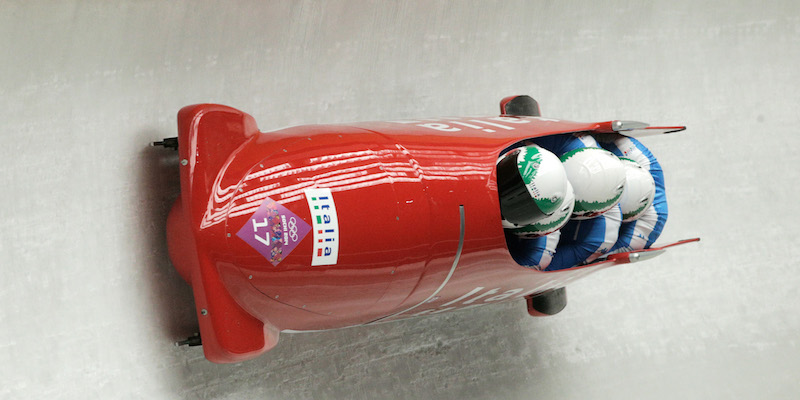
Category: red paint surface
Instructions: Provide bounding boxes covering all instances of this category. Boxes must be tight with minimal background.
[166,104,692,363]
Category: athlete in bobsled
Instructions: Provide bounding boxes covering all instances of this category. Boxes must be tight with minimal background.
[535,133,626,270]
[499,133,666,271]
[594,134,668,254]
[497,144,573,270]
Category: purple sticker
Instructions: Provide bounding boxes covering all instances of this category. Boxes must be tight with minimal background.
[236,196,311,266]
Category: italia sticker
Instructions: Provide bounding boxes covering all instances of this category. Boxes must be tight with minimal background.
[305,188,339,266]
[236,196,311,266]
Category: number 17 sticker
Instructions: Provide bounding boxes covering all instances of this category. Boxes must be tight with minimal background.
[236,196,311,266]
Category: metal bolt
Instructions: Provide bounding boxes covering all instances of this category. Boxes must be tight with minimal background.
[200,309,208,316]
[226,233,231,237]
[248,275,253,279]
[180,159,188,166]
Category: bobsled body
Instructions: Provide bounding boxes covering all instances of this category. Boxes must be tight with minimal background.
[166,102,691,363]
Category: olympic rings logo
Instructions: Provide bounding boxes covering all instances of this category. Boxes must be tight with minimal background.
[287,217,298,241]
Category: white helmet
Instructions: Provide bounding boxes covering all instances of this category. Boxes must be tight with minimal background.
[497,145,569,226]
[560,146,626,220]
[509,181,575,237]
[617,158,656,222]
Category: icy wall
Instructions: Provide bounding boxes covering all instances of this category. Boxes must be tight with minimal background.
[2,1,799,398]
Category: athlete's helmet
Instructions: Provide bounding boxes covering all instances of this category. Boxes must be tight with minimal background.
[497,145,569,226]
[560,146,626,220]
[617,158,656,222]
[509,181,575,237]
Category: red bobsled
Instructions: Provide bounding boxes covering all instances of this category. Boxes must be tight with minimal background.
[163,95,697,363]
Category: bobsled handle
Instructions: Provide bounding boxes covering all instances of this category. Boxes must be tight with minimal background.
[592,120,686,137]
[500,95,541,117]
[605,237,700,264]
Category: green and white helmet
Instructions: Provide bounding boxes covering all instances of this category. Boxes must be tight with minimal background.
[560,146,626,220]
[497,145,569,227]
[618,158,656,222]
[509,181,575,237]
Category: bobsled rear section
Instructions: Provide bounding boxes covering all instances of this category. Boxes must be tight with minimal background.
[165,101,694,363]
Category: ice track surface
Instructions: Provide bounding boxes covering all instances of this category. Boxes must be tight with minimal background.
[2,1,799,399]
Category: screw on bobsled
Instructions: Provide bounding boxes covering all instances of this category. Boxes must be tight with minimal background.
[160,95,698,363]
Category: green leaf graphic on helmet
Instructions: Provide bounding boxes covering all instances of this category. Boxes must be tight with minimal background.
[516,145,567,215]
